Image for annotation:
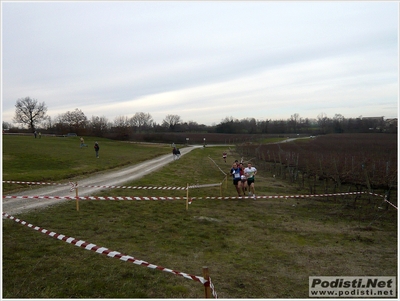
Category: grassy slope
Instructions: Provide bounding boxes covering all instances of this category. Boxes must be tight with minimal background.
[2,135,172,192]
[2,136,397,298]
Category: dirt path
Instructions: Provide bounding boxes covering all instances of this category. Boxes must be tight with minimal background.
[3,145,204,215]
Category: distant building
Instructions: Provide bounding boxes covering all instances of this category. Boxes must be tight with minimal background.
[361,116,384,122]
[357,116,397,133]
[384,118,398,132]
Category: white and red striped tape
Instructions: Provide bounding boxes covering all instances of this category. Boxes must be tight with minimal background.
[207,155,228,176]
[209,277,218,298]
[3,191,396,209]
[3,192,365,201]
[3,195,185,201]
[3,181,225,190]
[3,180,68,186]
[3,181,187,190]
[2,212,218,298]
[82,185,187,190]
[382,198,398,210]
[188,183,222,189]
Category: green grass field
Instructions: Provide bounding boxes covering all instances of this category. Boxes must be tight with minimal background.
[2,135,397,298]
[2,135,172,192]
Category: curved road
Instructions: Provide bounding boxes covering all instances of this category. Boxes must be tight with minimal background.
[3,145,204,215]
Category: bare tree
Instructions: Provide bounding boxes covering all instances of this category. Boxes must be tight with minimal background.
[130,112,153,132]
[39,116,52,130]
[89,115,109,137]
[113,115,131,138]
[289,113,300,133]
[317,112,330,134]
[113,115,130,129]
[13,97,47,131]
[333,113,345,133]
[56,108,88,133]
[162,114,182,131]
[2,121,12,130]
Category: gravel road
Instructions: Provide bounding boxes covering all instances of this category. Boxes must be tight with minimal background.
[3,145,204,215]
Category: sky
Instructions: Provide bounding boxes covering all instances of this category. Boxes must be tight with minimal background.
[1,1,399,126]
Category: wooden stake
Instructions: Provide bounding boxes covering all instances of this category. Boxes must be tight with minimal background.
[202,266,211,298]
[75,182,79,211]
[186,183,189,210]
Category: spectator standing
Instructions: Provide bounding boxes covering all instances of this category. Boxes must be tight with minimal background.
[94,142,100,158]
[244,162,257,199]
[222,152,227,163]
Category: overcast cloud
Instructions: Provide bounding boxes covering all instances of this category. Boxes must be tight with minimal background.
[2,1,398,126]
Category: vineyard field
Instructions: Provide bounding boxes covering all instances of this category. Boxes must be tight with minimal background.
[237,133,397,204]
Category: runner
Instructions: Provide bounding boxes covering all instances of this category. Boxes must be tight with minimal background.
[244,162,257,199]
[229,161,243,198]
[239,162,248,196]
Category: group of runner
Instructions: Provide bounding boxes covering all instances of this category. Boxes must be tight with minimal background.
[229,158,257,199]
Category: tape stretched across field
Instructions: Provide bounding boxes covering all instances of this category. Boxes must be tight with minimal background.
[3,180,225,191]
[3,191,396,209]
[2,212,218,298]
[3,180,187,190]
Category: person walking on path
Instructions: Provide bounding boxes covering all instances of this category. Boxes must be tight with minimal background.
[172,147,178,160]
[244,162,257,199]
[229,161,243,198]
[94,142,100,158]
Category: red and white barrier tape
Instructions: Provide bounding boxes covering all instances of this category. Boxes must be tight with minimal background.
[191,191,365,201]
[82,185,187,190]
[3,195,185,201]
[3,180,68,186]
[207,156,228,176]
[383,198,398,210]
[188,183,222,189]
[3,180,228,191]
[3,181,187,190]
[188,192,397,209]
[209,277,218,298]
[3,191,396,210]
[2,212,218,298]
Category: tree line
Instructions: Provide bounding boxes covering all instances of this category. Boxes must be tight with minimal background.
[3,97,397,139]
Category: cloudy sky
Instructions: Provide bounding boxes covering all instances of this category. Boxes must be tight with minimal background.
[2,1,398,126]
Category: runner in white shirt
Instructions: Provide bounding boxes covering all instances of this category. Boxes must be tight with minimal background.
[244,162,257,199]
